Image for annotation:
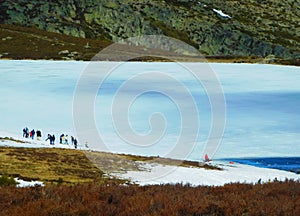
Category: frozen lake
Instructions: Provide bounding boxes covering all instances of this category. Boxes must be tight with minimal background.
[0,60,300,161]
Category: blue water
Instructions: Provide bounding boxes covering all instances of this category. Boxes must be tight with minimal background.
[224,157,300,174]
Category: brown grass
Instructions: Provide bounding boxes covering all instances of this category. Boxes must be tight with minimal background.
[0,146,219,185]
[0,147,109,184]
[0,137,28,144]
[0,24,111,60]
[0,180,299,215]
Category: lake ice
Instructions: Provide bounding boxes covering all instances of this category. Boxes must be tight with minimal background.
[1,60,300,161]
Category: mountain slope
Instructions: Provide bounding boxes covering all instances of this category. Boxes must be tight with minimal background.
[0,0,299,60]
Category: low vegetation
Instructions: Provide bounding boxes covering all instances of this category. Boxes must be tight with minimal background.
[0,146,111,185]
[0,175,18,187]
[0,24,112,61]
[0,180,299,215]
[0,146,219,185]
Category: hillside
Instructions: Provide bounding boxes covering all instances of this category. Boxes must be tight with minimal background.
[0,0,300,62]
[0,144,219,185]
[0,144,299,215]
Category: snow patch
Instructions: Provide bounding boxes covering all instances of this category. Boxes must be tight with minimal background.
[197,2,207,7]
[213,9,231,18]
[115,162,299,186]
[15,178,44,187]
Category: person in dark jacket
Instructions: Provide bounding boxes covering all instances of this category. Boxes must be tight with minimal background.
[23,127,27,138]
[74,138,78,149]
[45,134,51,144]
[23,127,29,138]
[36,130,42,140]
[51,134,55,145]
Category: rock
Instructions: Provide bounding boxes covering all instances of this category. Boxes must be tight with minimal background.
[84,43,91,49]
[2,36,13,41]
[0,52,9,58]
[58,50,70,55]
[0,0,299,59]
[71,51,79,56]
[68,51,79,57]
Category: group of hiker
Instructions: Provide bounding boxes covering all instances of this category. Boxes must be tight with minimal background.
[22,127,78,149]
[59,134,78,149]
[22,127,42,140]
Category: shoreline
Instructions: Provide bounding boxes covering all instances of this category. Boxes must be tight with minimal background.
[0,57,299,67]
[1,133,299,186]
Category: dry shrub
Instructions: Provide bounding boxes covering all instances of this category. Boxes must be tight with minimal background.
[0,180,299,215]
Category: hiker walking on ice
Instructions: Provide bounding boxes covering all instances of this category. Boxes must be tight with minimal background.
[60,134,64,144]
[30,129,35,140]
[51,134,55,145]
[23,127,29,138]
[65,135,69,144]
[36,130,42,140]
[74,138,78,149]
[45,134,51,144]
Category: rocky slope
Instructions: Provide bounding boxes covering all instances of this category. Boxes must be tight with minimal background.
[0,0,299,60]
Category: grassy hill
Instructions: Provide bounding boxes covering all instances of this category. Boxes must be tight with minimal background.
[0,0,300,63]
[0,145,219,185]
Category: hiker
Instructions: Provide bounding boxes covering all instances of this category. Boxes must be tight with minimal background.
[59,134,64,144]
[257,178,262,184]
[204,154,211,162]
[65,135,68,144]
[51,134,55,145]
[45,134,51,144]
[74,138,77,149]
[23,127,29,138]
[71,136,75,145]
[30,129,35,140]
[36,130,42,140]
[25,128,29,138]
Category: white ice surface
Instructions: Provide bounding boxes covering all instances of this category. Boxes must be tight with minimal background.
[1,60,300,186]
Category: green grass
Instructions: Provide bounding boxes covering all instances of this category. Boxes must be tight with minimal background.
[0,175,18,187]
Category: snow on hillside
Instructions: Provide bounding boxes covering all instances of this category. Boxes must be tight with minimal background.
[15,178,44,187]
[115,162,299,186]
[0,132,88,150]
[213,9,231,18]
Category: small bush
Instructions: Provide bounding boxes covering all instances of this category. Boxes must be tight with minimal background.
[0,175,18,187]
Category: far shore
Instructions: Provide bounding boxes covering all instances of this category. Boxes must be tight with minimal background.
[0,56,299,67]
